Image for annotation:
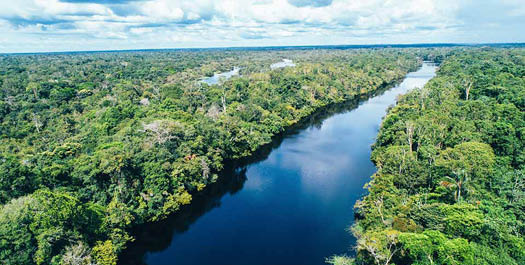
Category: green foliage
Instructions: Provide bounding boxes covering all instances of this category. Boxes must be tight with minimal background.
[92,240,117,265]
[398,230,475,265]
[344,48,525,265]
[326,255,355,265]
[0,48,421,264]
[0,190,104,265]
[435,142,495,201]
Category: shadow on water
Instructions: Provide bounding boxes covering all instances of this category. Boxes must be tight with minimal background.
[118,76,409,265]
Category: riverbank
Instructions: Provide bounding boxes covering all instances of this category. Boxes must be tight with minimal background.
[119,62,436,265]
[330,48,525,265]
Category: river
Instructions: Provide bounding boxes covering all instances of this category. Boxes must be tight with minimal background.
[201,67,241,85]
[120,62,437,265]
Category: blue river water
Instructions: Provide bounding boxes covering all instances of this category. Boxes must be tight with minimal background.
[120,62,437,265]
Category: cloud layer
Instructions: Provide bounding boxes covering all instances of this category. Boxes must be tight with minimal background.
[0,0,524,53]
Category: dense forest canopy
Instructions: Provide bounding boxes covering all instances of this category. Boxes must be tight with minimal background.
[0,48,425,265]
[328,48,525,265]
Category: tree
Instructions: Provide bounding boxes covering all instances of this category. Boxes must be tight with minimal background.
[435,142,495,201]
[61,242,95,265]
[92,241,117,265]
[357,230,400,265]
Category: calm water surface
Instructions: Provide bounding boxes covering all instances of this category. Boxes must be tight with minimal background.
[201,67,240,85]
[121,62,437,265]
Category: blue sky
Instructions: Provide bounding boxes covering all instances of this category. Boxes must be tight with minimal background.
[0,0,524,53]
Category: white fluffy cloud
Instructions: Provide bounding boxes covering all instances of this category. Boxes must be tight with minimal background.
[0,0,523,52]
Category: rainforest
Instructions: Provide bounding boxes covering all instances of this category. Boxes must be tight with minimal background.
[328,47,525,265]
[0,46,523,265]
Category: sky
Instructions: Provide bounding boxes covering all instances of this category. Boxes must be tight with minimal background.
[0,0,524,53]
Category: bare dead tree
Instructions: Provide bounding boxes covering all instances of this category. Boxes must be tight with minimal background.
[383,232,400,265]
[31,113,42,133]
[374,194,386,224]
[464,79,473,100]
[201,159,210,180]
[61,242,96,265]
[406,121,415,153]
[221,92,227,113]
[206,104,221,120]
[141,120,181,145]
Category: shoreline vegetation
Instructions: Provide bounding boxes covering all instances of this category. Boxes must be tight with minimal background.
[0,48,421,265]
[117,61,427,263]
[329,48,525,265]
[118,69,417,263]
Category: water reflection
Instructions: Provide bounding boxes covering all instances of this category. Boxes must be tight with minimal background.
[201,67,240,85]
[120,62,437,265]
[120,95,371,265]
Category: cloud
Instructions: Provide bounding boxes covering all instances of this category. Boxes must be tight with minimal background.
[0,0,113,26]
[0,0,523,53]
[6,17,69,27]
[287,0,333,8]
[59,0,144,3]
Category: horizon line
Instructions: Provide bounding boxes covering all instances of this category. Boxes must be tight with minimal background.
[2,42,525,56]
